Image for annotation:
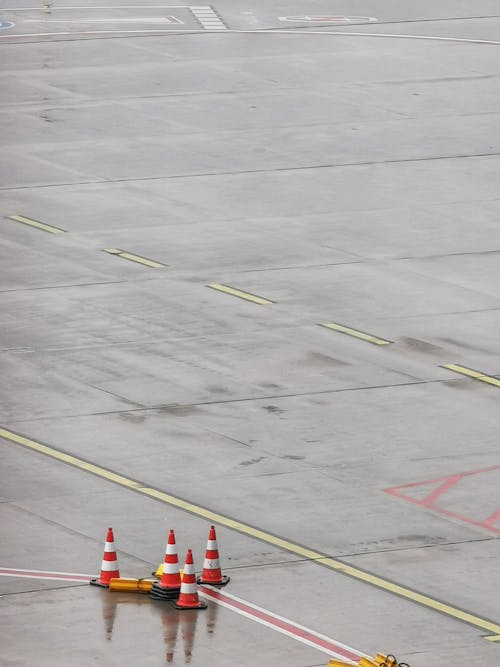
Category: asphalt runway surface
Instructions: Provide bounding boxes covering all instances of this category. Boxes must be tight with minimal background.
[1,2,500,666]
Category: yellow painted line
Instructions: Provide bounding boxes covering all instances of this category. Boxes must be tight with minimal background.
[484,635,500,642]
[1,425,499,640]
[319,322,392,346]
[207,283,273,305]
[0,428,141,490]
[442,364,500,388]
[103,248,165,268]
[7,215,65,234]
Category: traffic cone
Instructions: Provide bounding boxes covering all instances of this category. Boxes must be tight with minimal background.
[174,549,207,609]
[90,527,120,587]
[151,529,182,601]
[196,525,229,586]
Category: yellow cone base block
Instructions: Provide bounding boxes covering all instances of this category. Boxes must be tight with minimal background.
[374,656,398,666]
[108,578,154,593]
[328,655,409,667]
[153,565,184,579]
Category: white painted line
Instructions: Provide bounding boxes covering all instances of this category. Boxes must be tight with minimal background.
[0,29,202,36]
[256,28,500,46]
[1,566,367,661]
[278,16,377,24]
[0,567,93,582]
[190,5,227,30]
[2,27,500,46]
[0,4,191,9]
[25,17,185,24]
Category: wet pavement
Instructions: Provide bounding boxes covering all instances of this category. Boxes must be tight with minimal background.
[1,1,500,666]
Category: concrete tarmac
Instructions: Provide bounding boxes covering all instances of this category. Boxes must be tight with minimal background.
[1,1,500,666]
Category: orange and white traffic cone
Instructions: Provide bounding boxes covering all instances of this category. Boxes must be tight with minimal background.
[196,525,229,586]
[174,549,207,609]
[90,527,120,587]
[151,529,182,601]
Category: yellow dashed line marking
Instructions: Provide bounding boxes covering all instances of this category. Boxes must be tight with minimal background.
[7,215,65,234]
[1,425,499,641]
[442,364,500,388]
[103,248,165,268]
[319,322,392,346]
[207,283,273,305]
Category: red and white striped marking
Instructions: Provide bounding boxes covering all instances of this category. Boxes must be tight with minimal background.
[199,585,364,662]
[1,566,366,661]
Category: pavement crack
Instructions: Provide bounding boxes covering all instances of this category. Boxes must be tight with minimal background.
[2,152,500,192]
[1,584,88,596]
[3,378,445,424]
[4,503,152,566]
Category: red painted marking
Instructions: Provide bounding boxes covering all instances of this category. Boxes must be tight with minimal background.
[482,508,500,528]
[199,586,361,661]
[384,465,500,534]
[419,475,461,506]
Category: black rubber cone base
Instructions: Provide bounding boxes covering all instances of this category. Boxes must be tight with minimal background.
[90,578,109,588]
[196,575,230,587]
[150,581,180,601]
[173,599,207,610]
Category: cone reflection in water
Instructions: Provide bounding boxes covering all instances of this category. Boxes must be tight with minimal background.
[205,600,218,635]
[99,589,117,641]
[179,610,199,663]
[90,527,120,588]
[160,606,180,663]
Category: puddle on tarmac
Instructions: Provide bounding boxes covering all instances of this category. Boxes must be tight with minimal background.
[96,588,219,664]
